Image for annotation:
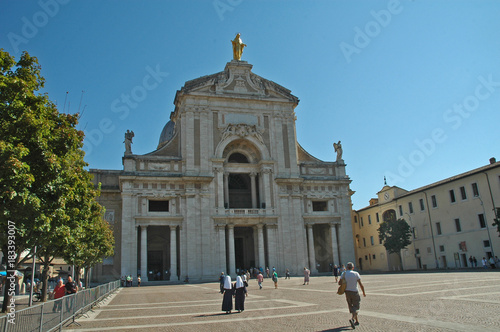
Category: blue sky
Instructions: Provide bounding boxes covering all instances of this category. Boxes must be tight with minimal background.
[1,0,499,210]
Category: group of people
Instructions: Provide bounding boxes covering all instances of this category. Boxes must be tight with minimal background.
[120,275,134,287]
[50,276,78,312]
[220,273,248,314]
[479,256,500,269]
[219,263,367,329]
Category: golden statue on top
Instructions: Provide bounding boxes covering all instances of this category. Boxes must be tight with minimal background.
[231,33,246,61]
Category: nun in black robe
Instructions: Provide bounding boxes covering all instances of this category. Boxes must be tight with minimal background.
[234,275,247,312]
[221,275,233,313]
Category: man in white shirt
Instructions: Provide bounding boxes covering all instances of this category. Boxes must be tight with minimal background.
[339,262,366,329]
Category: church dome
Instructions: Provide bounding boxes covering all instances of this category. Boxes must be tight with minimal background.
[158,120,176,149]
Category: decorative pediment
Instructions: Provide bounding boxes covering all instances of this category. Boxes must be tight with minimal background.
[176,60,298,103]
[221,123,264,145]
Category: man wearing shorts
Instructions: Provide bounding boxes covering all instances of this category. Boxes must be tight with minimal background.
[339,262,366,329]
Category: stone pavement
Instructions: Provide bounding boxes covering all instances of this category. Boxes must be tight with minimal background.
[65,271,500,331]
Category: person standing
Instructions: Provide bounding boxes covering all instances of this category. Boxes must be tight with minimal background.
[221,275,233,314]
[489,256,496,269]
[257,271,264,289]
[266,267,270,278]
[272,270,278,289]
[482,257,488,269]
[137,275,141,287]
[339,262,366,329]
[285,268,290,279]
[234,276,247,313]
[303,267,310,285]
[65,276,78,312]
[51,279,66,312]
[333,265,339,282]
[219,272,225,294]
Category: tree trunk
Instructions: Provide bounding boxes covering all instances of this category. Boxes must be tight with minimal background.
[398,252,404,271]
[84,267,91,289]
[75,266,81,287]
[1,248,19,313]
[41,260,51,302]
[1,271,14,313]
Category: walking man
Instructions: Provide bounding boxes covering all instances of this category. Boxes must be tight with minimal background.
[339,262,366,329]
[257,271,264,289]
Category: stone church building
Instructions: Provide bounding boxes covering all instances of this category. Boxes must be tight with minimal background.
[91,53,355,282]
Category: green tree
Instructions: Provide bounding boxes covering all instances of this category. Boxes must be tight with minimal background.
[0,50,113,309]
[378,218,412,270]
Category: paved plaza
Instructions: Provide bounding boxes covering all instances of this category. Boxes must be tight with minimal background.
[65,271,500,331]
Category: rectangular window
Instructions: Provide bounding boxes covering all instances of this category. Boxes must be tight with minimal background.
[455,218,461,232]
[363,238,366,247]
[436,222,442,235]
[419,198,425,211]
[354,216,358,223]
[412,227,417,239]
[484,240,490,248]
[372,254,376,260]
[148,200,169,212]
[364,255,368,260]
[312,201,327,211]
[478,214,486,228]
[399,205,403,216]
[415,248,420,254]
[361,217,364,227]
[471,183,479,197]
[460,186,467,200]
[449,190,456,203]
[370,236,374,245]
[368,215,372,224]
[427,247,432,254]
[379,237,383,244]
[376,213,380,223]
[408,202,414,214]
[439,245,445,252]
[431,195,437,208]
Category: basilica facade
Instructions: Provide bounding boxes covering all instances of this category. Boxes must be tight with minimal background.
[91,58,355,282]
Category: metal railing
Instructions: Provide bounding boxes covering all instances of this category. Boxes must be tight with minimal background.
[0,280,120,332]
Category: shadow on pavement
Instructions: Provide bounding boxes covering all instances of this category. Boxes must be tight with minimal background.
[318,326,352,332]
[194,312,233,318]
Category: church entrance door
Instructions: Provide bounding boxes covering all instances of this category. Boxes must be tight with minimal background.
[234,227,255,273]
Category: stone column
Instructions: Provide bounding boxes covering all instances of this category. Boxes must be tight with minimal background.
[257,224,265,269]
[228,225,235,276]
[170,226,177,281]
[140,226,148,282]
[261,168,271,211]
[266,225,277,270]
[330,223,340,265]
[307,224,317,273]
[224,172,229,208]
[120,192,135,277]
[250,172,257,208]
[218,225,227,274]
[216,168,225,209]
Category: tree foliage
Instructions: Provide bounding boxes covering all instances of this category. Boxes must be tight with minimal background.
[0,49,114,309]
[378,218,412,268]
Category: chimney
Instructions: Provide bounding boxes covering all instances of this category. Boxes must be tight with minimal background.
[490,157,497,164]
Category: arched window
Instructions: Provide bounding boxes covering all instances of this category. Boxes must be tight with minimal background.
[382,209,397,222]
[228,152,249,163]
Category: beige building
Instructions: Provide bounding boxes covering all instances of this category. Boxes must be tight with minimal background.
[90,58,355,282]
[352,158,500,272]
